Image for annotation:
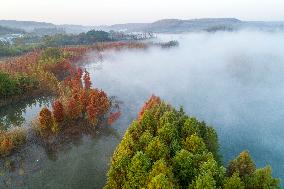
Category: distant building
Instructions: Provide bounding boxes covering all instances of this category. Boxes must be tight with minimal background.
[0,34,23,44]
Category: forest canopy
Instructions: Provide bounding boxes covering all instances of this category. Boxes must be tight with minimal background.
[105,95,280,189]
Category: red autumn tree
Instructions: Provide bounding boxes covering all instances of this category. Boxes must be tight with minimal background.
[71,76,82,92]
[83,70,91,89]
[77,68,83,78]
[52,100,64,123]
[138,95,161,120]
[39,107,52,131]
[86,104,96,123]
[66,97,82,120]
[107,111,121,125]
[79,89,88,112]
[86,89,110,125]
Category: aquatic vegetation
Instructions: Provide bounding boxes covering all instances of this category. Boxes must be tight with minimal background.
[0,41,175,159]
[0,71,38,99]
[105,96,280,189]
[0,46,89,106]
[0,128,26,157]
[35,68,111,137]
[0,43,140,157]
[0,71,21,98]
[0,41,176,103]
[0,68,114,157]
[0,48,76,107]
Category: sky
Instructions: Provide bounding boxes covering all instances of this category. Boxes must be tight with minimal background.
[1,0,284,25]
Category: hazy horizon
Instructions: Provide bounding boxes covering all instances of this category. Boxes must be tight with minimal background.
[1,0,284,25]
[2,17,284,27]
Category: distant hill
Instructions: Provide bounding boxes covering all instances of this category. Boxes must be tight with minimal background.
[0,25,24,35]
[1,18,284,35]
[102,18,284,33]
[106,23,148,31]
[57,24,96,34]
[0,20,96,34]
[0,20,56,32]
[144,18,241,32]
[96,18,241,32]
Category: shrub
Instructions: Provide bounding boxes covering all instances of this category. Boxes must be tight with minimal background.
[41,47,61,61]
[0,71,20,99]
[0,129,26,157]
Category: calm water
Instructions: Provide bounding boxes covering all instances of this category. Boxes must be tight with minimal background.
[1,31,284,188]
[0,97,52,130]
[87,31,284,186]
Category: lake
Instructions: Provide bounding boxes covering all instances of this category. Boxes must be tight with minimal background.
[1,31,284,188]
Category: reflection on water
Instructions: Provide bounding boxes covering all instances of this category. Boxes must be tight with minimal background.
[0,96,53,130]
[0,125,120,189]
[0,89,124,189]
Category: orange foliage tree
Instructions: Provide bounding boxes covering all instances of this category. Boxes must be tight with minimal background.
[52,100,64,123]
[37,65,112,135]
[66,97,82,120]
[83,70,91,89]
[79,89,88,112]
[0,137,13,156]
[86,89,110,125]
[138,95,161,120]
[107,111,121,125]
[39,107,53,131]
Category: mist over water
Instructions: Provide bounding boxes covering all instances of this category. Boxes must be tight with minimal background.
[87,31,284,182]
[2,31,284,189]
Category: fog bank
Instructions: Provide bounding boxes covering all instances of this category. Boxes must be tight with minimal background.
[87,31,284,181]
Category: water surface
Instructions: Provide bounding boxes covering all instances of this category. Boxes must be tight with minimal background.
[1,31,284,188]
[87,31,284,185]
